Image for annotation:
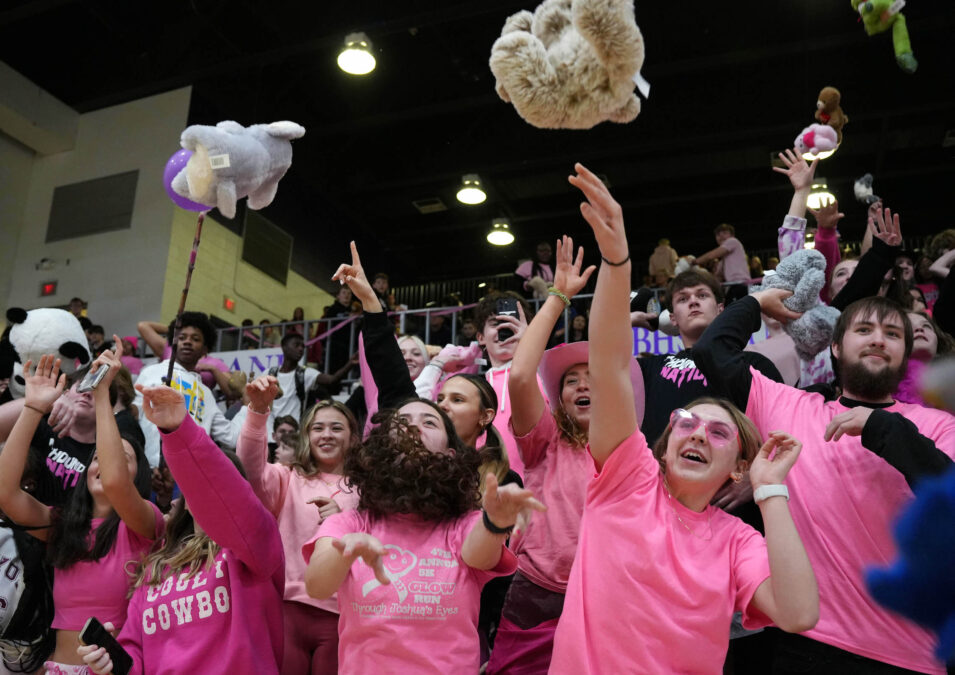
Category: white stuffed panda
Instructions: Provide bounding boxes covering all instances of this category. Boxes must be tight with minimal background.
[5,308,92,398]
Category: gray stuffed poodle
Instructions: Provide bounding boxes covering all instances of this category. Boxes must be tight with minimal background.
[172,120,305,219]
[489,0,646,130]
[758,249,841,361]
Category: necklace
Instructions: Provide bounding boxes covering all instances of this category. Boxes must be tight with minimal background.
[662,477,713,541]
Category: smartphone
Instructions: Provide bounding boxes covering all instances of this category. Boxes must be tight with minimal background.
[80,616,133,675]
[76,365,110,393]
[495,298,519,342]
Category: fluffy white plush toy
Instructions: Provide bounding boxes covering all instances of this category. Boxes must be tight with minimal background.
[490,0,646,129]
[172,120,306,219]
[5,307,92,398]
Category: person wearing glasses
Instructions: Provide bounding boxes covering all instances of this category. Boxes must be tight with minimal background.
[550,164,818,673]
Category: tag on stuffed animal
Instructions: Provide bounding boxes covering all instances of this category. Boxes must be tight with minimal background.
[888,0,905,15]
[209,154,231,170]
[632,72,651,100]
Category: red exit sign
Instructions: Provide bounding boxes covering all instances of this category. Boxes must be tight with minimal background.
[40,281,57,297]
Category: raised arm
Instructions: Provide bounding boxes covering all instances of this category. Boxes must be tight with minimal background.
[773,149,818,261]
[305,533,390,600]
[568,163,635,467]
[748,433,819,632]
[92,339,158,539]
[334,241,415,409]
[236,375,285,512]
[462,472,544,569]
[831,206,901,311]
[692,292,799,411]
[509,235,595,436]
[138,385,283,579]
[136,320,168,358]
[809,199,844,300]
[0,356,62,534]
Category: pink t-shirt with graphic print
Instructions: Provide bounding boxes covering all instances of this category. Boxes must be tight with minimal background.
[745,368,955,674]
[510,410,592,593]
[303,509,517,673]
[52,502,165,630]
[551,429,771,674]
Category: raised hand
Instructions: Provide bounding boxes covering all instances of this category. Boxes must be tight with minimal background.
[751,288,803,324]
[332,241,379,310]
[568,163,628,265]
[809,198,845,230]
[23,355,66,415]
[245,375,279,414]
[772,148,818,192]
[552,235,597,298]
[749,431,802,490]
[332,533,391,586]
[483,472,545,531]
[868,206,902,247]
[135,384,187,432]
[88,334,126,396]
[48,393,78,438]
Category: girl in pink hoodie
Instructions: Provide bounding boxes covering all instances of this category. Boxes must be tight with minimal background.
[0,349,160,675]
[77,385,284,675]
[238,375,361,674]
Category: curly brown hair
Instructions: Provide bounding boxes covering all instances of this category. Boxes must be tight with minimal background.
[345,400,481,522]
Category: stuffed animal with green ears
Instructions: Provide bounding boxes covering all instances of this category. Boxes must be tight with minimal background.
[852,0,917,74]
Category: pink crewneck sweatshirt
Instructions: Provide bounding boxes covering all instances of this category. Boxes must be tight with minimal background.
[117,415,285,674]
[236,408,359,614]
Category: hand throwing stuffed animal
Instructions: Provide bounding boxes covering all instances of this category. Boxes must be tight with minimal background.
[171,121,306,219]
[795,123,839,156]
[757,250,841,361]
[489,0,646,129]
[814,87,848,144]
[851,0,917,74]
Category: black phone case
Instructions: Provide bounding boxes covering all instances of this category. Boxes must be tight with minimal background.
[80,617,133,675]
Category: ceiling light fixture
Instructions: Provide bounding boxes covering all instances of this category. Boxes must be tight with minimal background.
[487,218,514,246]
[456,174,486,205]
[806,179,836,210]
[337,32,376,75]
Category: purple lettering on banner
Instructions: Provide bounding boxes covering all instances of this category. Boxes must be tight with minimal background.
[249,356,268,373]
[229,358,241,372]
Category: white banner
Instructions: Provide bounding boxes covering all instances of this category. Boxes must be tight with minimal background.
[209,348,285,376]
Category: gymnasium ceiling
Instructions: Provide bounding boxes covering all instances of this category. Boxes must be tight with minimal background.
[3,1,954,290]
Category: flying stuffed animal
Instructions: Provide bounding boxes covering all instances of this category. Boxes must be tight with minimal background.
[171,121,306,219]
[851,0,917,74]
[814,86,848,144]
[489,0,647,130]
[854,173,881,206]
[795,123,839,156]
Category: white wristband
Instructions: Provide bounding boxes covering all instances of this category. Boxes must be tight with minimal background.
[754,484,789,503]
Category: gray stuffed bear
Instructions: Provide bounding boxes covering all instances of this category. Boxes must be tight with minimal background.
[758,249,841,361]
[172,120,306,219]
[489,0,646,130]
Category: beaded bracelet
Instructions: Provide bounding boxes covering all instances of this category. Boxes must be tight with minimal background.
[482,509,514,535]
[548,287,571,306]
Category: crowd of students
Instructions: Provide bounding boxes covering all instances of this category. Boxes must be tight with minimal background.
[0,153,954,674]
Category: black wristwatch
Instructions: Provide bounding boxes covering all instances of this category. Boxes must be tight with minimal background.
[482,509,514,535]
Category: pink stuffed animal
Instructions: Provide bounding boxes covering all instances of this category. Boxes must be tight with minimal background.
[795,123,839,156]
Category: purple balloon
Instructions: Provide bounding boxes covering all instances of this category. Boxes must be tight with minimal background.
[162,149,210,212]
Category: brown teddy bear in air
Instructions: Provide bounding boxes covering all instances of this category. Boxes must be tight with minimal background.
[489,0,646,130]
[814,87,848,144]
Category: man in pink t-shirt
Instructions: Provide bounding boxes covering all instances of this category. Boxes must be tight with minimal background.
[694,292,955,674]
[693,223,751,304]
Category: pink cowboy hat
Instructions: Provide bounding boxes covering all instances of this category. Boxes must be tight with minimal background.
[538,341,644,426]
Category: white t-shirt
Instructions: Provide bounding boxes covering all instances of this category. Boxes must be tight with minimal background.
[272,367,320,421]
[134,360,241,467]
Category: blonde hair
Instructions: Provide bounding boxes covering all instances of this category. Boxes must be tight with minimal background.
[398,335,430,364]
[293,401,361,477]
